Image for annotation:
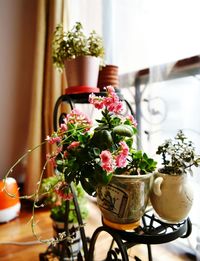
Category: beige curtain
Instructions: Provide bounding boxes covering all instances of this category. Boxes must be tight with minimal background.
[24,0,69,195]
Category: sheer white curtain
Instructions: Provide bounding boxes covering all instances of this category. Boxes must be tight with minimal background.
[102,0,200,73]
[67,0,200,257]
[102,0,200,258]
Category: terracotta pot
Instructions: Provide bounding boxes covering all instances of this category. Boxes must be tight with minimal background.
[96,173,154,230]
[64,56,100,94]
[0,177,21,223]
[98,64,119,91]
[150,172,193,223]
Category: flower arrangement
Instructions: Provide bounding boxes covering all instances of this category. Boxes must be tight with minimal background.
[52,22,105,70]
[156,129,200,175]
[3,86,156,244]
[46,86,156,196]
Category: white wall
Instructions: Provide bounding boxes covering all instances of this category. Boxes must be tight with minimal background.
[0,0,37,180]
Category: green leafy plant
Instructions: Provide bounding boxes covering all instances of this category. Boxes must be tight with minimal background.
[52,22,105,70]
[3,86,157,245]
[115,150,157,175]
[156,130,200,175]
[46,86,157,196]
[40,176,88,223]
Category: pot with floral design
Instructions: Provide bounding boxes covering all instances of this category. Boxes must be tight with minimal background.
[96,172,154,230]
[52,220,82,261]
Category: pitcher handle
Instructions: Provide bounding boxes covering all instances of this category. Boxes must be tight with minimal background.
[153,177,163,196]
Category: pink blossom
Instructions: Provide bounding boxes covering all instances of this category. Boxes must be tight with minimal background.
[56,146,63,154]
[89,93,105,109]
[54,182,73,201]
[89,87,123,114]
[115,154,127,168]
[60,123,68,132]
[67,141,80,150]
[126,115,137,127]
[119,141,129,156]
[115,141,129,168]
[104,87,123,114]
[100,150,112,163]
[46,135,61,144]
[107,101,123,114]
[66,108,92,129]
[100,150,114,172]
[63,151,68,158]
[46,153,57,167]
[106,85,115,95]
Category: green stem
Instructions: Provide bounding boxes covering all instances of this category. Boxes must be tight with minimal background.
[30,160,72,245]
[3,141,46,199]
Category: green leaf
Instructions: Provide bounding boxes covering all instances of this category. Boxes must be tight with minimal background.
[113,125,134,137]
[80,178,95,196]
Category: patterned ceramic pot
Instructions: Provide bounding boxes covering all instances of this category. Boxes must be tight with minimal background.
[52,220,82,261]
[96,173,154,230]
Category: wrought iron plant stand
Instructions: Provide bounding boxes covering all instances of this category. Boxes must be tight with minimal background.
[39,91,192,261]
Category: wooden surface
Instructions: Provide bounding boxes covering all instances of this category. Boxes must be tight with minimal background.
[0,199,195,261]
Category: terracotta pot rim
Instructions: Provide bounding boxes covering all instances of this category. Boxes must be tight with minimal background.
[102,64,119,68]
[65,86,100,94]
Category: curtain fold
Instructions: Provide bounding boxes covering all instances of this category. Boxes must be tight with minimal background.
[24,0,68,195]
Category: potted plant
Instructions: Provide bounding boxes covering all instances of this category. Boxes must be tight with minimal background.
[40,176,88,260]
[4,86,157,239]
[52,22,105,94]
[150,130,200,223]
[45,86,157,230]
[98,64,119,91]
[96,149,157,230]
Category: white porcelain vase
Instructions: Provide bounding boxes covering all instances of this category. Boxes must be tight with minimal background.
[150,172,193,223]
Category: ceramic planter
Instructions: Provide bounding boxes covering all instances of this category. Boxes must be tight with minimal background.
[96,173,154,230]
[52,220,82,261]
[64,55,100,94]
[150,172,193,223]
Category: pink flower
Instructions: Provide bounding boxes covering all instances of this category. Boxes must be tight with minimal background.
[100,150,112,163]
[54,182,73,201]
[126,115,137,127]
[89,86,123,114]
[89,93,105,109]
[60,123,68,132]
[46,153,57,167]
[67,141,80,150]
[106,85,115,95]
[63,151,68,158]
[100,150,114,172]
[115,154,127,168]
[46,135,61,144]
[107,101,123,114]
[119,141,129,156]
[56,146,63,154]
[115,141,129,168]
[66,108,92,130]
